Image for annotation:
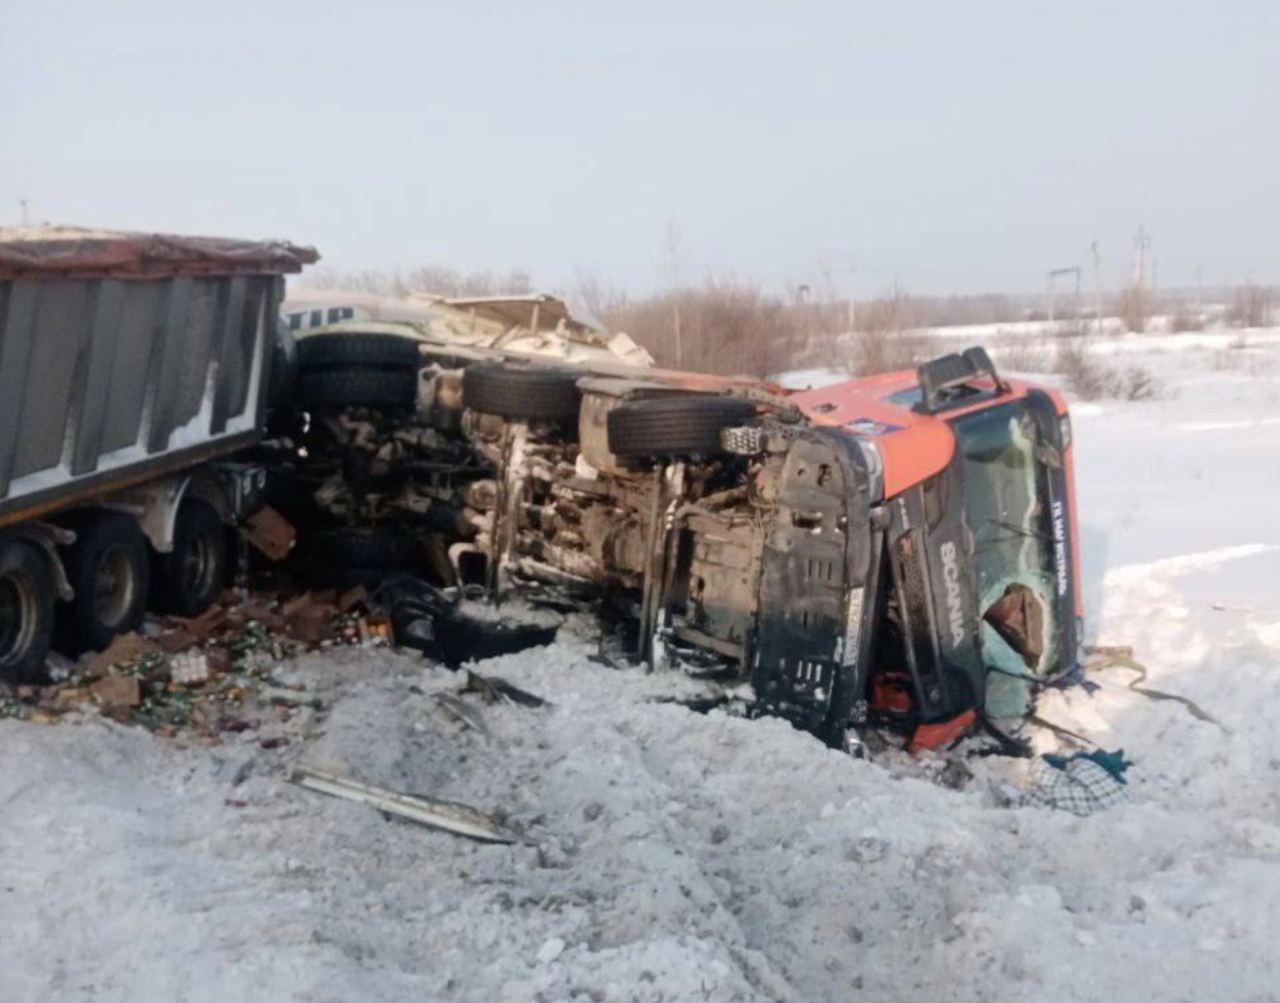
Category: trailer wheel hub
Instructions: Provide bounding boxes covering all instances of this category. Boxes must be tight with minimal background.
[179,532,219,601]
[92,546,138,631]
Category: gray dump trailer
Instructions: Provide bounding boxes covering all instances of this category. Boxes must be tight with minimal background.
[0,228,316,682]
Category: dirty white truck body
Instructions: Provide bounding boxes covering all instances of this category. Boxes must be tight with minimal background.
[0,229,315,682]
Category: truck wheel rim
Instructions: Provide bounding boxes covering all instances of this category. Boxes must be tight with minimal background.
[0,570,38,662]
[93,546,136,629]
[180,531,218,599]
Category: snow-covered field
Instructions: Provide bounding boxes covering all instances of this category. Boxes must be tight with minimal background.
[2,331,1278,1003]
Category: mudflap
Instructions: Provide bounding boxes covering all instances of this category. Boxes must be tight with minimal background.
[750,430,873,737]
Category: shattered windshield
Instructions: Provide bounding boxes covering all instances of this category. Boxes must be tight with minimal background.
[950,401,1062,707]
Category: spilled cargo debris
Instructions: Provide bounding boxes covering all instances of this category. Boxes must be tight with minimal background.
[243,506,299,562]
[0,587,390,737]
[90,674,142,712]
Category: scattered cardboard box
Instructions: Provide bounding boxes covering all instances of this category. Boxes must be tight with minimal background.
[243,506,296,561]
[90,675,141,710]
[84,633,157,680]
[155,630,197,654]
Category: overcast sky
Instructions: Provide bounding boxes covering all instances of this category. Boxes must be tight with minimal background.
[2,1,1276,296]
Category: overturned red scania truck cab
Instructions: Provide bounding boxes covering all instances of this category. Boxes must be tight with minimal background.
[273,299,1083,749]
[784,348,1083,746]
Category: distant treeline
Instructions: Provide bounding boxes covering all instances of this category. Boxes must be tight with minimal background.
[300,266,1276,377]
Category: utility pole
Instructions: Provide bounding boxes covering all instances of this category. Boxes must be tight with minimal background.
[1091,241,1103,335]
[19,198,29,225]
[1133,225,1151,291]
[1073,266,1082,332]
[1046,267,1081,326]
[672,301,682,369]
[841,262,858,334]
[1132,225,1152,333]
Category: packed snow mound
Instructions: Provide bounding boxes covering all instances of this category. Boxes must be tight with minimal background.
[2,332,1279,1002]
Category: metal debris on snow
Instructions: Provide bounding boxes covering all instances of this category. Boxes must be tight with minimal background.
[289,766,515,843]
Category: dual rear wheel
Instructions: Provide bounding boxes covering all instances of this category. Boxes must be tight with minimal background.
[0,500,230,683]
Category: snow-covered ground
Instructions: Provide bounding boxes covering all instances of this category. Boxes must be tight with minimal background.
[2,331,1279,1002]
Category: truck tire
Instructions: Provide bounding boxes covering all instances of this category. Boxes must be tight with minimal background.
[153,500,228,618]
[462,363,582,421]
[59,513,151,654]
[297,368,419,410]
[298,333,421,370]
[0,540,56,685]
[607,395,759,458]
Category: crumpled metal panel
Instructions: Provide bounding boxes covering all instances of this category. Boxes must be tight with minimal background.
[283,290,655,368]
